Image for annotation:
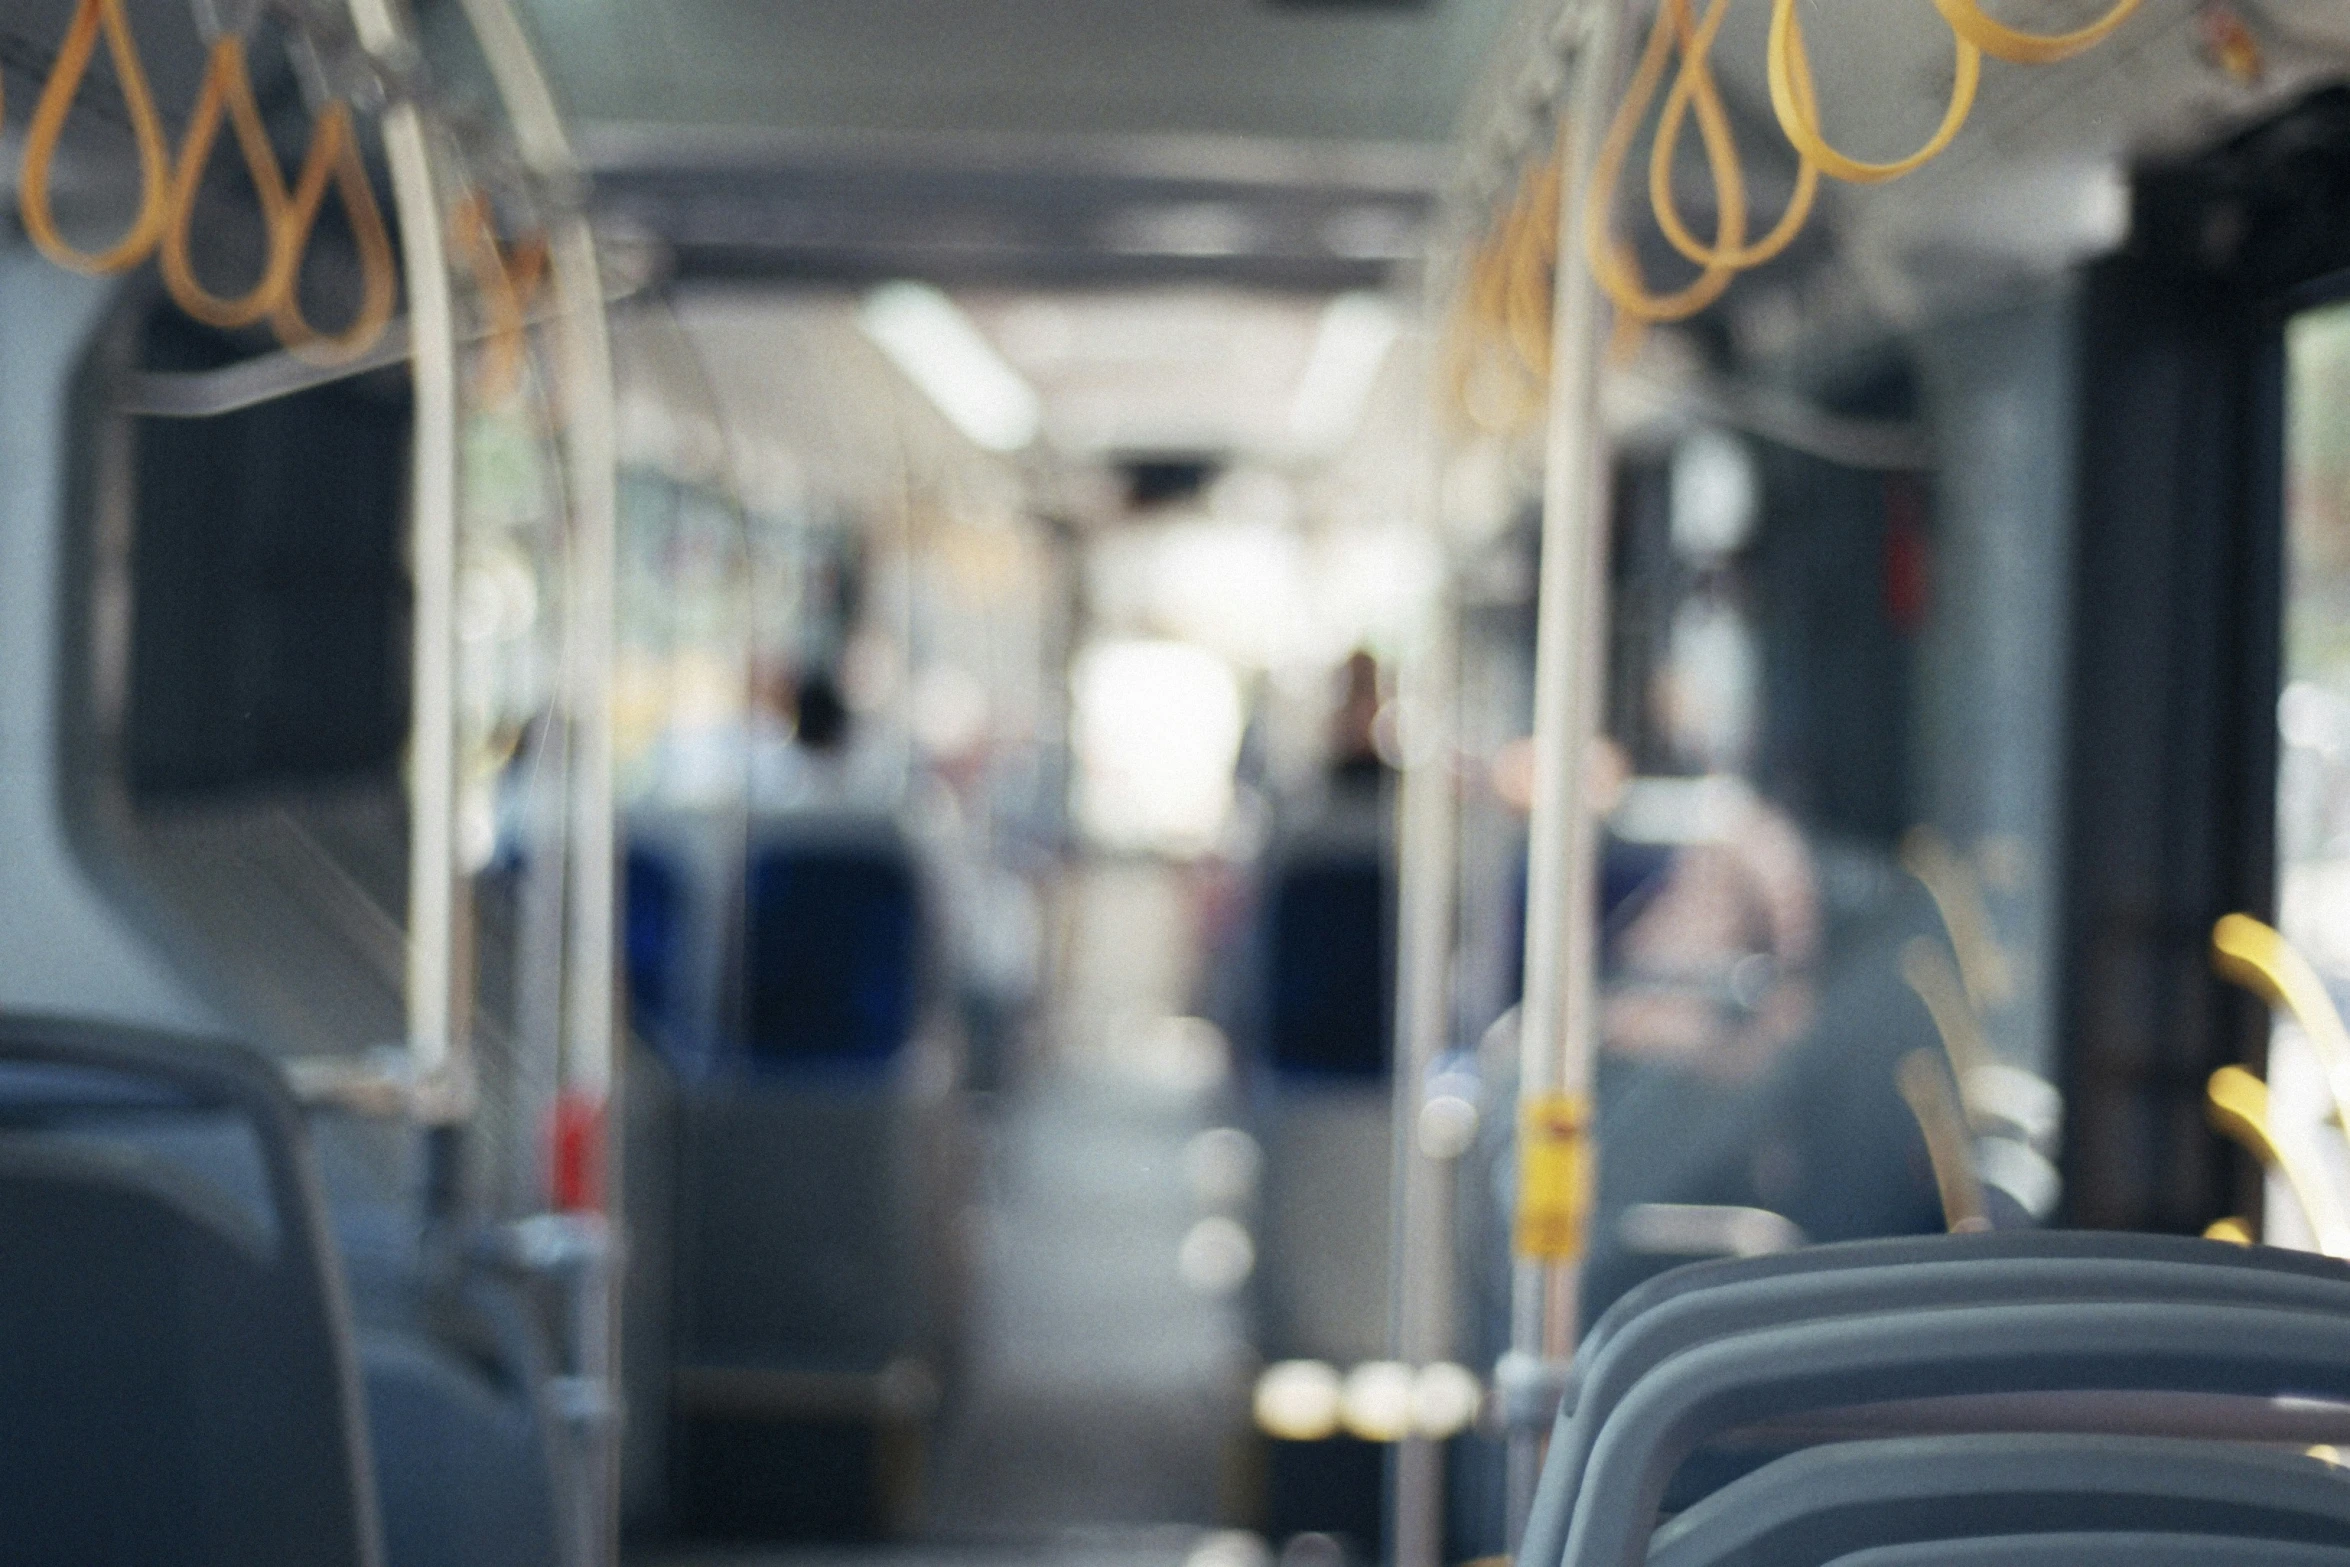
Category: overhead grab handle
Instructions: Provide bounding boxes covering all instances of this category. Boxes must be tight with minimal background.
[1554,0,2149,332]
[162,34,295,328]
[1650,0,1817,273]
[19,0,173,275]
[451,190,548,406]
[1585,0,1744,326]
[270,102,399,366]
[1766,0,1981,187]
[1935,0,2146,66]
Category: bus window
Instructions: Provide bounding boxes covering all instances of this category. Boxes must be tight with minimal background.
[2272,297,2350,1243]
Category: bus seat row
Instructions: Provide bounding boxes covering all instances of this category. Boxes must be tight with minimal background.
[1249,822,1398,1363]
[1518,1230,2350,1567]
[0,1015,558,1567]
[1239,819,1398,1548]
[620,807,968,1538]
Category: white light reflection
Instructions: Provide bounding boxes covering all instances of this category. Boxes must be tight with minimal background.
[858,281,1042,453]
[1286,292,1399,454]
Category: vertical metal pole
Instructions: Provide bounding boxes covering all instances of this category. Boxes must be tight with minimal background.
[347,0,465,1114]
[1508,0,1625,1544]
[449,3,622,1562]
[1387,572,1462,1567]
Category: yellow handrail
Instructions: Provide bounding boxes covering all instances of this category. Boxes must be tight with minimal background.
[1503,157,1562,379]
[1901,936,1993,1090]
[17,7,400,357]
[1902,827,2013,1013]
[1651,1,1817,272]
[2211,913,2350,1135]
[2207,1065,2350,1257]
[1896,1049,1991,1233]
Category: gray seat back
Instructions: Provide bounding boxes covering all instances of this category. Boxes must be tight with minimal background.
[1830,1533,2350,1567]
[1562,1301,2350,1567]
[1645,1435,2350,1567]
[1518,1240,2350,1567]
[0,1015,379,1567]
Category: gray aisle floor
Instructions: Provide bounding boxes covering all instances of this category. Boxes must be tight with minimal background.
[926,1066,1252,1534]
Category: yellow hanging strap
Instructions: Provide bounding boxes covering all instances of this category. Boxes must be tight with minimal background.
[1446,181,1545,436]
[1585,0,1745,325]
[271,102,398,365]
[1934,0,2145,66]
[1651,0,1817,271]
[19,0,172,275]
[1577,0,2145,332]
[452,192,547,406]
[161,35,294,329]
[1504,156,1561,379]
[1766,0,1980,187]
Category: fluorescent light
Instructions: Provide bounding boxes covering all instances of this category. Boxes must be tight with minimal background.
[1287,291,1400,454]
[858,281,1042,453]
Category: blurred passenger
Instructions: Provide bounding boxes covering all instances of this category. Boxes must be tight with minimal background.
[1601,776,1818,1077]
[1326,648,1391,803]
[1600,632,1820,1079]
[751,667,901,812]
[642,660,795,809]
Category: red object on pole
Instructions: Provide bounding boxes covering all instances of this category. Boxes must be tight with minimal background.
[1883,475,1931,634]
[550,1089,607,1212]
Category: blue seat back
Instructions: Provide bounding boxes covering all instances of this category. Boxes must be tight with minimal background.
[1266,850,1391,1080]
[744,842,921,1069]
[625,844,690,1055]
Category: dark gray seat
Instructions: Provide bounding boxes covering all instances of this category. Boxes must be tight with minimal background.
[1576,1232,2350,1378]
[1517,1234,2350,1567]
[1828,1532,2350,1567]
[1561,1301,2350,1567]
[1646,1436,2350,1567]
[0,1015,380,1567]
[362,1327,560,1567]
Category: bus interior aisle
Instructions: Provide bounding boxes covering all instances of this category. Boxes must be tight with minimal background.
[24,3,2350,1567]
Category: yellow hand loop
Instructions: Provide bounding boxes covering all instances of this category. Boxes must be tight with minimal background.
[1586,0,1745,326]
[1448,200,1541,434]
[271,104,399,366]
[1768,0,1981,187]
[19,0,173,275]
[1652,0,1817,270]
[1503,158,1561,379]
[1933,0,2144,66]
[161,36,295,330]
[453,192,548,407]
